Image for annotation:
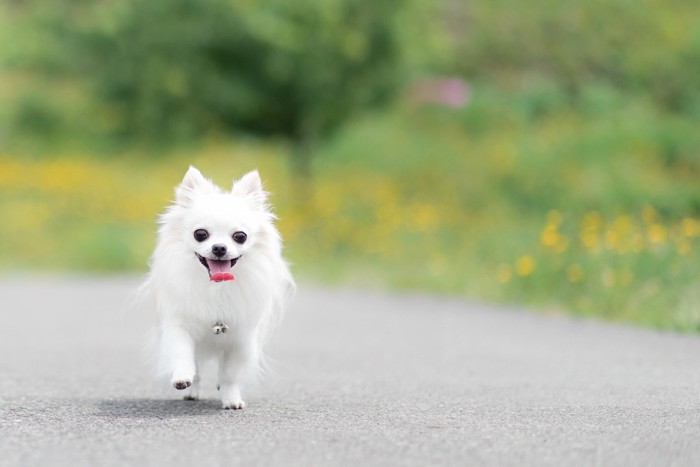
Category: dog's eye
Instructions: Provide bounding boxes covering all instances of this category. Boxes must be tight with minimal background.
[193,229,209,242]
[232,231,247,244]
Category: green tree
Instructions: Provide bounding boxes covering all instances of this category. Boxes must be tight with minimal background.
[66,0,407,175]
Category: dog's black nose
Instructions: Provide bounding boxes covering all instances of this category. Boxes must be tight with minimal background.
[212,244,227,257]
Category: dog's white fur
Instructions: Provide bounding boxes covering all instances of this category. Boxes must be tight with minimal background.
[141,166,294,409]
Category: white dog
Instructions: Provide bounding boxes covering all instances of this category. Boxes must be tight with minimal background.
[141,166,294,409]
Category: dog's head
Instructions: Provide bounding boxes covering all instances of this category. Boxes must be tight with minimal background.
[162,166,273,282]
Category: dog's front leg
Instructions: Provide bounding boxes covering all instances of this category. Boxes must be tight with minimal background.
[160,324,196,391]
[218,351,246,409]
[218,341,259,410]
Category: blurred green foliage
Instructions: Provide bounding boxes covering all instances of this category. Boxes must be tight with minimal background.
[2,0,700,330]
[4,0,698,149]
[455,0,700,115]
[1,0,409,157]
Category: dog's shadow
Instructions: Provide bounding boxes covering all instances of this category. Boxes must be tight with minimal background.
[97,398,222,419]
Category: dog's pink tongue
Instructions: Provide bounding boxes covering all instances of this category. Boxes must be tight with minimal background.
[207,259,234,282]
[211,272,234,281]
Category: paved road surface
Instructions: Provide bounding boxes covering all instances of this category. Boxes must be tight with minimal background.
[1,276,699,466]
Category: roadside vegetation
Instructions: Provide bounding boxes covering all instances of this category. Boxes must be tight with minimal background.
[2,0,700,331]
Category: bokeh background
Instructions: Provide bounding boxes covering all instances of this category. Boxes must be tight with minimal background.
[2,0,700,330]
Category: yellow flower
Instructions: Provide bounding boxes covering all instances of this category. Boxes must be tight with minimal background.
[540,225,560,248]
[515,255,536,277]
[647,224,667,244]
[681,218,700,237]
[580,231,599,251]
[0,160,21,186]
[410,203,439,232]
[540,211,567,252]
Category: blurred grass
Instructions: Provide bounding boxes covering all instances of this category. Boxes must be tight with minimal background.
[2,0,700,331]
[3,86,700,331]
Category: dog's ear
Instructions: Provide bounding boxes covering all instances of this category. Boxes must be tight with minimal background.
[232,170,268,210]
[176,166,210,206]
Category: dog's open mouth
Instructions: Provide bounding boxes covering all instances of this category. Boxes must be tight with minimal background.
[196,253,240,282]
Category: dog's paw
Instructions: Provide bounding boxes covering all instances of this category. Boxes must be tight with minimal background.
[219,383,244,409]
[212,323,229,335]
[183,394,198,401]
[222,400,246,410]
[172,379,192,390]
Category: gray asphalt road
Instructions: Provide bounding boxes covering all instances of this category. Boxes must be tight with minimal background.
[1,276,699,466]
